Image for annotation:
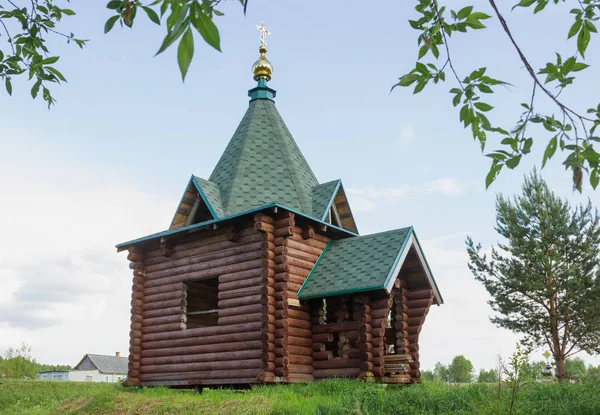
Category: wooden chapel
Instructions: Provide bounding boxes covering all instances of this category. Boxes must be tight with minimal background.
[117,27,443,387]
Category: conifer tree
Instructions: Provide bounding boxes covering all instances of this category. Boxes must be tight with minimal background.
[467,171,600,379]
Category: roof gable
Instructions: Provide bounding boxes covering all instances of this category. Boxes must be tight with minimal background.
[84,354,128,374]
[312,180,359,234]
[298,227,442,303]
[209,99,319,217]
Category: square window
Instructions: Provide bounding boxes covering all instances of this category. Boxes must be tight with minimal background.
[184,278,218,328]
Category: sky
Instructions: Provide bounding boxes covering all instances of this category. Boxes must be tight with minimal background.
[1,0,600,373]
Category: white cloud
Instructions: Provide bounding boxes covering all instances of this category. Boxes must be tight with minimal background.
[0,145,172,365]
[347,178,478,212]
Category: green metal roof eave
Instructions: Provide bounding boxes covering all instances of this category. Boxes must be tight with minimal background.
[381,226,414,293]
[297,240,331,298]
[411,230,444,305]
[319,180,342,222]
[116,202,358,249]
[191,176,219,219]
[299,284,387,300]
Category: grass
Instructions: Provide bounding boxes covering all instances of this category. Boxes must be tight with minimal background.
[0,379,599,414]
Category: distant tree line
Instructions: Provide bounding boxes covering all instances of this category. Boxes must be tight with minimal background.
[421,355,600,383]
[0,344,71,380]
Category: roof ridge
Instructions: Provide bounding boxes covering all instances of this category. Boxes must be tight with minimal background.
[335,227,412,242]
[264,101,308,212]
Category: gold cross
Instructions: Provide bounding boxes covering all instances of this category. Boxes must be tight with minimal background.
[256,21,271,47]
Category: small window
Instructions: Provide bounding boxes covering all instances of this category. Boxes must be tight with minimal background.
[85,376,93,382]
[105,376,109,382]
[184,278,218,328]
[186,193,213,226]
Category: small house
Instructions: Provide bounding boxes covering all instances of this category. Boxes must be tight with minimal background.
[36,371,69,381]
[69,353,128,383]
[117,35,443,387]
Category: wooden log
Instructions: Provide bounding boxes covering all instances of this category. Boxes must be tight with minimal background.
[276,327,311,338]
[407,316,425,326]
[217,268,264,284]
[144,290,184,304]
[313,368,361,379]
[370,298,393,310]
[370,308,391,319]
[254,213,275,224]
[288,345,313,356]
[143,283,183,296]
[404,289,433,300]
[312,343,326,352]
[217,285,264,300]
[138,368,261,382]
[142,340,263,357]
[217,312,263,326]
[313,351,333,361]
[217,303,264,317]
[279,239,324,256]
[141,322,261,342]
[286,355,312,366]
[273,226,294,238]
[274,246,320,263]
[140,349,262,366]
[218,276,264,292]
[313,358,360,370]
[144,260,265,288]
[288,336,312,347]
[140,358,262,374]
[406,307,429,318]
[143,314,185,326]
[276,236,327,250]
[287,364,313,375]
[361,362,374,372]
[273,217,295,228]
[311,322,359,334]
[313,332,334,343]
[218,294,265,309]
[141,322,185,334]
[142,298,185,311]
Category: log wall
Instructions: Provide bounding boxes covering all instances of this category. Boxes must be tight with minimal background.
[132,224,271,386]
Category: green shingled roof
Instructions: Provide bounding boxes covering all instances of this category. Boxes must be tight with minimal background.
[192,176,224,218]
[298,227,413,299]
[312,180,340,221]
[209,98,319,217]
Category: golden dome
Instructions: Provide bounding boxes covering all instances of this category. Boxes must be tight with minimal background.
[252,46,273,81]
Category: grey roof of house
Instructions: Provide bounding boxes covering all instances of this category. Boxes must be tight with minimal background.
[77,354,128,374]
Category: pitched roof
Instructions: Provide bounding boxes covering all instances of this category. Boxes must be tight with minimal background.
[209,98,319,217]
[312,180,340,220]
[75,354,128,374]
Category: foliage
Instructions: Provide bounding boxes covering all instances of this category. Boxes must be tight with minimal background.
[2,378,600,414]
[478,368,497,383]
[448,354,474,383]
[564,357,587,380]
[420,369,434,382]
[103,0,227,81]
[433,361,450,382]
[0,0,86,107]
[467,170,600,379]
[0,343,70,380]
[504,344,530,415]
[394,0,600,191]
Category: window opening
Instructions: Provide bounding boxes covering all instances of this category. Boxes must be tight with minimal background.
[184,278,218,328]
[185,193,213,226]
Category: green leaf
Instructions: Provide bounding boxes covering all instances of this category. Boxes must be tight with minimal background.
[398,74,420,87]
[591,169,600,189]
[469,12,491,20]
[474,102,493,112]
[542,135,558,167]
[155,18,189,56]
[104,15,120,33]
[431,43,440,59]
[106,0,122,10]
[177,27,194,81]
[142,6,161,25]
[46,67,67,82]
[506,155,522,169]
[568,20,582,39]
[578,26,590,58]
[62,9,76,16]
[40,56,59,65]
[513,0,536,9]
[418,45,428,59]
[477,84,493,93]
[485,163,503,188]
[457,6,473,19]
[415,62,428,75]
[191,10,221,51]
[585,20,597,33]
[31,79,41,99]
[523,137,533,154]
[5,78,12,96]
[572,62,589,72]
[414,81,427,94]
[452,92,462,107]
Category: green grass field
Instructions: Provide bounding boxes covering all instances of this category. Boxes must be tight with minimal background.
[0,379,599,415]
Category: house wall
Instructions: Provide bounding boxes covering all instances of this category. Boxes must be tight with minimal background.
[128,221,272,386]
[254,211,329,383]
[36,371,69,381]
[68,370,125,382]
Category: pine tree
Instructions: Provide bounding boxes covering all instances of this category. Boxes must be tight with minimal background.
[467,171,600,380]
